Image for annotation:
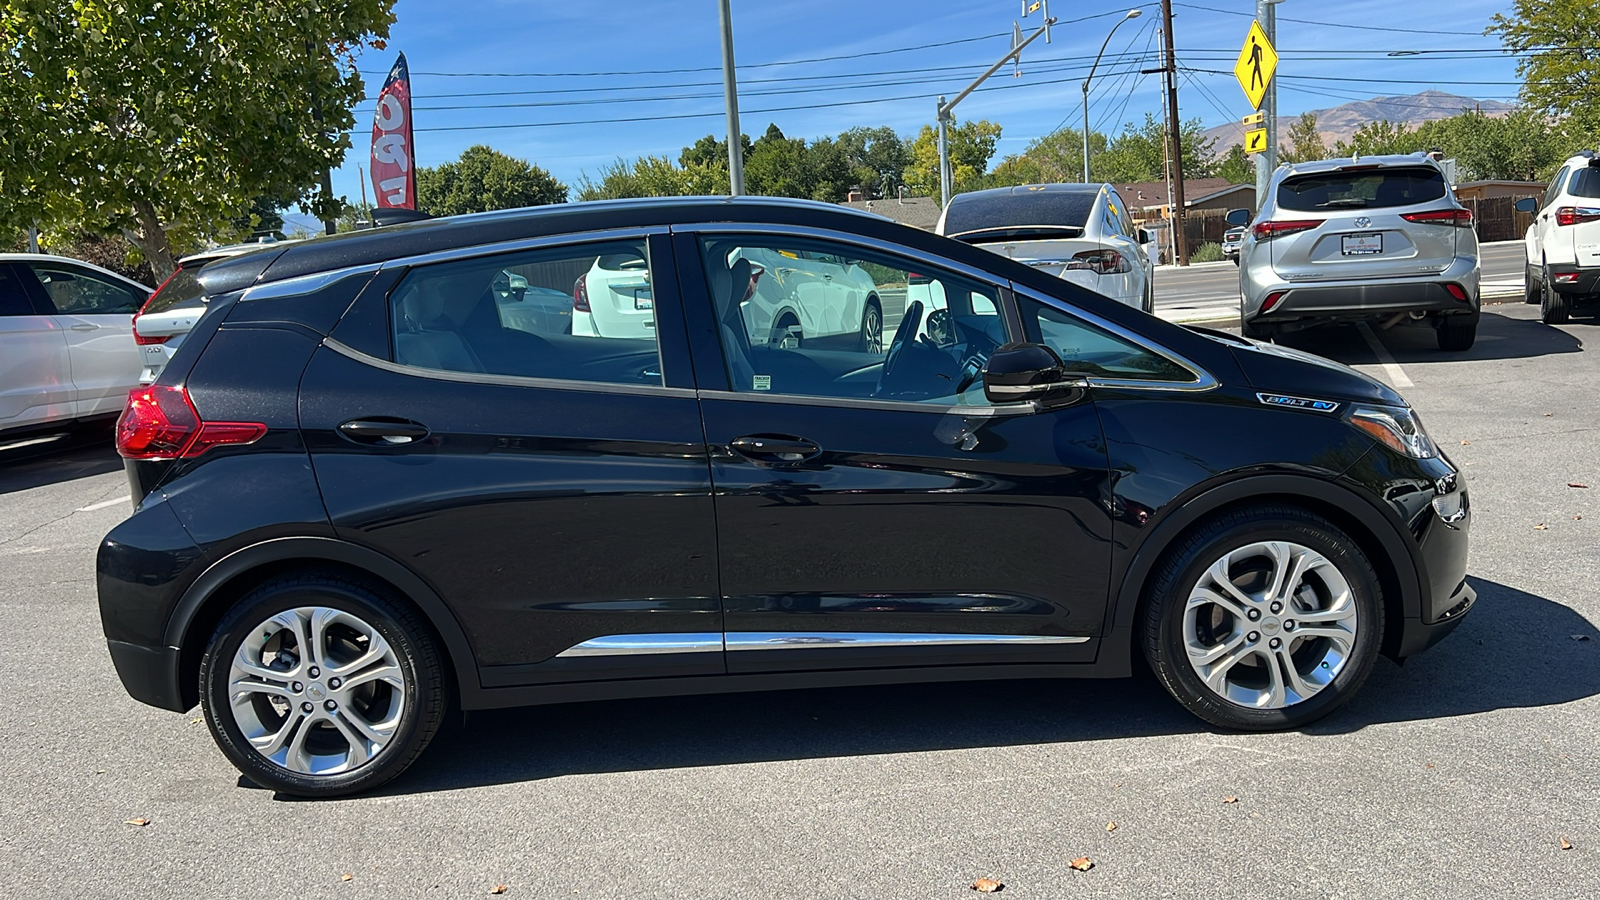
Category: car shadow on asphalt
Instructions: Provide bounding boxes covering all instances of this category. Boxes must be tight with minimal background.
[0,436,122,495]
[1274,309,1584,366]
[316,575,1596,799]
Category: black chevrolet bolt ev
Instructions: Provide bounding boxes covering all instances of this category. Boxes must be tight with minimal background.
[97,197,1474,797]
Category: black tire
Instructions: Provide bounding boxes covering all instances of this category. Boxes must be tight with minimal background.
[1140,505,1384,731]
[1524,264,1540,304]
[1436,314,1478,351]
[1541,265,1570,324]
[199,571,447,797]
[858,299,883,353]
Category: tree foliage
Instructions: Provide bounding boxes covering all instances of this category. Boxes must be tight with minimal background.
[575,155,728,201]
[415,145,567,216]
[1215,144,1254,185]
[1091,114,1218,184]
[904,119,1003,197]
[1279,113,1329,164]
[1332,109,1568,181]
[988,127,1108,187]
[0,0,396,278]
[1490,0,1600,137]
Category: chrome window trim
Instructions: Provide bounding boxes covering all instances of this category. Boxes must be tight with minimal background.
[239,265,380,303]
[695,388,1038,418]
[725,632,1090,650]
[375,225,670,271]
[556,633,723,657]
[1009,282,1218,393]
[323,337,696,399]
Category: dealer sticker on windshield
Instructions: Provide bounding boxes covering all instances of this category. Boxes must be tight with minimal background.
[1341,233,1382,255]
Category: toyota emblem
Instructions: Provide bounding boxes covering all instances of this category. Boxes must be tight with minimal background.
[1354,216,1372,228]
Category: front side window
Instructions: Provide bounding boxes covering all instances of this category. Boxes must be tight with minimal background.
[699,235,1007,405]
[389,239,663,386]
[1277,166,1447,212]
[1543,166,1571,208]
[26,264,145,314]
[1016,294,1193,383]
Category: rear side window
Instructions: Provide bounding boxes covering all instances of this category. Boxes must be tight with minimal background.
[25,263,147,314]
[943,190,1099,237]
[1567,166,1600,200]
[143,269,208,315]
[0,265,36,317]
[1277,166,1446,211]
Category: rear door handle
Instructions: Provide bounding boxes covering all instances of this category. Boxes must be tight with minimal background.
[730,434,821,463]
[339,418,430,444]
[70,323,100,332]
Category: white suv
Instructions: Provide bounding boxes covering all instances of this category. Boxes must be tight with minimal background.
[1517,152,1600,324]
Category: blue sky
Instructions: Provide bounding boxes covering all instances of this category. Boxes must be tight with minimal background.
[292,0,1524,230]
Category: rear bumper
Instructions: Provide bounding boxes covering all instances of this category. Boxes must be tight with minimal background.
[106,639,189,712]
[1245,255,1480,324]
[1547,264,1600,295]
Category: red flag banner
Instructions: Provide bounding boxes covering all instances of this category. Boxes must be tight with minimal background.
[370,53,415,209]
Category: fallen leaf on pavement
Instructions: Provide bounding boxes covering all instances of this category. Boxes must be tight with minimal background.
[1106,821,1117,832]
[124,818,150,827]
[341,874,353,882]
[1069,857,1094,872]
[1569,483,1589,489]
[1543,412,1553,417]
[1573,635,1592,642]
[489,886,509,895]
[971,877,1003,892]
[1460,440,1471,445]
[1534,523,1549,530]
[1425,763,1435,769]
[1576,515,1585,520]
[1222,796,1239,804]
[1560,836,1573,850]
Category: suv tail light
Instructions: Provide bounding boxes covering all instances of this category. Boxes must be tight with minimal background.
[742,264,763,303]
[1555,206,1600,226]
[115,385,265,460]
[572,274,591,313]
[1401,208,1474,227]
[1065,249,1132,275]
[131,275,167,345]
[1252,219,1321,241]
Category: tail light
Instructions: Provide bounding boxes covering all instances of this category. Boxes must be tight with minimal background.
[1065,249,1132,275]
[1555,206,1600,226]
[1261,291,1288,313]
[572,275,591,313]
[1252,219,1321,241]
[907,271,933,285]
[1401,208,1474,227]
[742,264,763,303]
[115,385,265,460]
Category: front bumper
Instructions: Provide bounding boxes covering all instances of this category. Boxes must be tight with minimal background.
[1547,264,1600,295]
[1392,577,1476,658]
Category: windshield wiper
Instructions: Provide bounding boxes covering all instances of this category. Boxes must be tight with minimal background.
[1316,198,1369,208]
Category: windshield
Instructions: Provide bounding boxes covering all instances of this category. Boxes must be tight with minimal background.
[1277,166,1447,211]
[943,190,1099,235]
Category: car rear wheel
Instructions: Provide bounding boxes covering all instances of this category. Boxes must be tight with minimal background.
[199,572,446,797]
[1141,505,1383,730]
[1436,314,1477,351]
[859,299,883,353]
[1541,265,1570,324]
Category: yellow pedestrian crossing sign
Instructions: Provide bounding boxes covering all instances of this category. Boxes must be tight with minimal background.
[1234,20,1277,110]
[1244,127,1268,154]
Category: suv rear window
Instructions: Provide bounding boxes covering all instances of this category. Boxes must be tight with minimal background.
[1277,165,1447,211]
[142,268,207,315]
[943,191,1099,237]
[1567,166,1600,200]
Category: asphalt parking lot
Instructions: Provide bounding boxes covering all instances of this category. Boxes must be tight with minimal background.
[1,300,1595,899]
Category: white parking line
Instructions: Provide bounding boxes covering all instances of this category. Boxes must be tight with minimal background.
[1355,323,1414,388]
[75,495,130,513]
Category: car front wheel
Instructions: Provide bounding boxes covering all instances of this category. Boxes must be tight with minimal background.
[199,572,447,797]
[859,299,883,353]
[1141,505,1383,730]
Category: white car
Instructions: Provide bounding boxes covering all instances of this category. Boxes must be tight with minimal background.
[0,254,149,444]
[577,245,885,350]
[135,242,292,383]
[936,183,1156,313]
[1517,151,1600,324]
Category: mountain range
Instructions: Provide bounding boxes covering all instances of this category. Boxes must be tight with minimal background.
[1200,90,1517,156]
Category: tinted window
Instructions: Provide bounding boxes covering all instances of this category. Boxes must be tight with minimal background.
[1277,166,1447,211]
[1017,295,1192,382]
[142,268,207,315]
[1544,166,1571,207]
[1567,166,1600,200]
[390,239,662,386]
[699,235,1007,404]
[26,263,146,314]
[0,265,37,317]
[943,189,1100,236]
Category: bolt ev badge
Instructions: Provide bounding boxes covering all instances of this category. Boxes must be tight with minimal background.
[1256,393,1341,413]
[1354,216,1372,228]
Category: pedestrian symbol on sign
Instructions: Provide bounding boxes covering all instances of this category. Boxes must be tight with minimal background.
[1232,20,1277,110]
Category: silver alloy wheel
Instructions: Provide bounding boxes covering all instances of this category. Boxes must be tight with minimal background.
[227,606,406,776]
[863,304,883,353]
[1182,540,1358,709]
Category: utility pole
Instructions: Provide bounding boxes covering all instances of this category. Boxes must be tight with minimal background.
[1160,0,1188,265]
[26,225,39,253]
[936,11,1055,208]
[718,0,746,196]
[1254,0,1281,207]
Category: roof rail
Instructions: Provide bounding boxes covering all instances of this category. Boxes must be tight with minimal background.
[371,208,434,227]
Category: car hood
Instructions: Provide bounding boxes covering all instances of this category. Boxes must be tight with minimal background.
[1226,338,1407,407]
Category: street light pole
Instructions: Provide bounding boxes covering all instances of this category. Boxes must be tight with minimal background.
[936,16,1056,208]
[1081,10,1142,183]
[717,0,745,196]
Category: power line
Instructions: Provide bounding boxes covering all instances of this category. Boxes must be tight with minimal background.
[1172,2,1491,36]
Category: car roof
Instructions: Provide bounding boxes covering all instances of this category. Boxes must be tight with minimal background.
[0,253,153,289]
[179,240,296,268]
[1279,154,1445,177]
[949,183,1106,202]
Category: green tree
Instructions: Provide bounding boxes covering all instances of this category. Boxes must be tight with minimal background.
[575,156,727,201]
[0,0,396,278]
[1333,120,1420,158]
[1280,113,1329,164]
[904,119,1003,197]
[836,126,910,197]
[1215,144,1254,185]
[1491,0,1600,137]
[679,133,752,171]
[415,145,567,216]
[1091,114,1216,183]
[987,126,1110,187]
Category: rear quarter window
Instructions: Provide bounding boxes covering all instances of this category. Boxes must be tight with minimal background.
[1277,166,1447,212]
[1567,166,1600,200]
[142,269,207,315]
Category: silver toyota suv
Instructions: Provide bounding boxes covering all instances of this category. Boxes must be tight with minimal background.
[1229,154,1481,350]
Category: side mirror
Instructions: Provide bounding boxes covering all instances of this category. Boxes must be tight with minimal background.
[1225,208,1252,227]
[1514,197,1537,214]
[1136,227,1152,244]
[982,342,1090,407]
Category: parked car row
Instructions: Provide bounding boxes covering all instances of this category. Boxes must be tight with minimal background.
[1517,151,1600,325]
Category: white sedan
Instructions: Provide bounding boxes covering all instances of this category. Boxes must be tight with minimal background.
[936,183,1156,312]
[0,254,150,444]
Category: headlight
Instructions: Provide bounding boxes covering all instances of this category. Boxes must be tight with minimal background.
[1346,404,1437,459]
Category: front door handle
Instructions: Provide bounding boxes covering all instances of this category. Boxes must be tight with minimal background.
[730,434,821,463]
[339,418,430,444]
